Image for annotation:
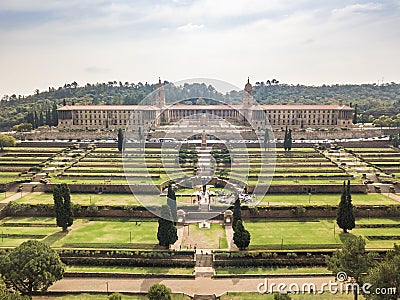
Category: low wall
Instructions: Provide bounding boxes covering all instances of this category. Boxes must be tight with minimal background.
[250,184,367,194]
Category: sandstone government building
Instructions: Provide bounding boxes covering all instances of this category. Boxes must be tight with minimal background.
[57,79,354,131]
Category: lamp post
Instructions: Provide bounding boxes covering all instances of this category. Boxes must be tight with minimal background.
[281,237,283,250]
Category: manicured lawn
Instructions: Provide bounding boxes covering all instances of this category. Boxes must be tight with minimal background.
[181,223,227,249]
[15,192,141,206]
[246,218,400,250]
[216,266,329,275]
[220,293,365,300]
[34,293,191,300]
[259,193,398,206]
[52,218,159,249]
[67,266,193,274]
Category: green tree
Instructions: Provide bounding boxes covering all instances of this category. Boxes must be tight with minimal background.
[233,220,251,250]
[364,245,400,300]
[337,181,355,233]
[166,184,177,222]
[53,183,73,231]
[0,240,65,296]
[0,134,16,150]
[147,283,171,300]
[283,126,289,151]
[157,205,178,248]
[287,129,292,151]
[274,294,292,300]
[117,128,124,152]
[108,292,123,300]
[232,195,242,227]
[12,123,32,132]
[264,129,270,151]
[0,279,29,300]
[353,104,358,124]
[51,102,58,126]
[326,236,376,300]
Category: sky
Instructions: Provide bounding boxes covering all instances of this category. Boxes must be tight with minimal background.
[1,0,400,97]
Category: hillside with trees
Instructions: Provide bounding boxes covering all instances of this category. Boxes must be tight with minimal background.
[1,80,399,130]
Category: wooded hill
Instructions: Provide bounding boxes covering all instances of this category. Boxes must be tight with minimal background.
[1,80,399,130]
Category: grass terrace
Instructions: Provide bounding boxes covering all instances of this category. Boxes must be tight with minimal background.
[259,193,398,206]
[246,218,400,250]
[225,148,352,185]
[347,147,400,179]
[0,146,65,183]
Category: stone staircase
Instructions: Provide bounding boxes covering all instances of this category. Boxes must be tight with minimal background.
[194,251,215,277]
[193,295,217,300]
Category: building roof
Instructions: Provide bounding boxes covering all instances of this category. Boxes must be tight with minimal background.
[57,105,158,111]
[57,104,353,111]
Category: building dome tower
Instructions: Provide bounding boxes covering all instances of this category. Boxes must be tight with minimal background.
[155,77,166,108]
[243,77,253,106]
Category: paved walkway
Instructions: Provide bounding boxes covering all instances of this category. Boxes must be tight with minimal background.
[48,276,335,297]
[224,225,238,251]
[0,191,29,205]
[387,193,400,203]
[171,224,184,251]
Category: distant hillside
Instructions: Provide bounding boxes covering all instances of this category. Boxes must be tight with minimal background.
[0,80,399,130]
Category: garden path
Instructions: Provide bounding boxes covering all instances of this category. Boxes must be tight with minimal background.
[224,225,238,251]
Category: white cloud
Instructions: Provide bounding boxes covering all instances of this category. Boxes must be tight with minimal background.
[177,23,205,32]
[332,3,383,17]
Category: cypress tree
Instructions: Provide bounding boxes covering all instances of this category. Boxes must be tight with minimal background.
[287,129,292,151]
[52,102,58,126]
[53,183,73,232]
[337,181,355,233]
[167,184,177,222]
[353,104,358,124]
[39,111,44,126]
[283,126,289,151]
[232,195,242,228]
[264,129,270,151]
[117,128,123,152]
[157,205,178,248]
[233,220,251,250]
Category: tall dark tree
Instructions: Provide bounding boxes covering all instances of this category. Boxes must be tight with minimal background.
[353,104,358,124]
[287,129,293,151]
[157,205,178,248]
[233,220,251,250]
[117,128,124,152]
[337,181,355,233]
[33,111,39,129]
[263,129,270,151]
[166,184,177,222]
[39,111,44,126]
[45,108,52,126]
[51,103,58,126]
[232,195,242,228]
[53,183,73,232]
[283,126,288,151]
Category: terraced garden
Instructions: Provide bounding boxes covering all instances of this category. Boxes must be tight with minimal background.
[0,217,160,249]
[51,145,195,185]
[346,147,400,180]
[246,218,400,250]
[0,146,65,183]
[216,147,352,186]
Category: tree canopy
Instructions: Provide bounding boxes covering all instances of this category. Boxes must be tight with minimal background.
[53,183,73,231]
[0,240,65,296]
[147,283,172,300]
[1,80,400,130]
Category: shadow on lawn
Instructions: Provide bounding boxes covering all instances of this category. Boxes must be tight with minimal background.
[339,232,354,243]
[42,230,68,246]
